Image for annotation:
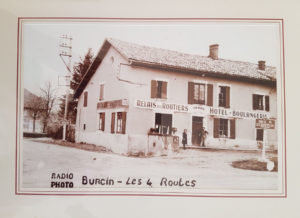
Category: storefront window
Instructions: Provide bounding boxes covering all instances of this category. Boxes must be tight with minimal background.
[155,113,172,135]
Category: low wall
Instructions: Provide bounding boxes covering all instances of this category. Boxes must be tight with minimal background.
[75,131,128,154]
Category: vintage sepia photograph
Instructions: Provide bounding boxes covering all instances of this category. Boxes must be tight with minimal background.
[16,18,286,196]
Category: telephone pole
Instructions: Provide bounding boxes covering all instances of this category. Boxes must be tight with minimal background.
[59,34,72,141]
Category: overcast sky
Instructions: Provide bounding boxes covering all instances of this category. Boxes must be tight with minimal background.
[21,20,281,96]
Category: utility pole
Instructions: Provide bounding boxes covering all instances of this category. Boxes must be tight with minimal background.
[59,34,72,141]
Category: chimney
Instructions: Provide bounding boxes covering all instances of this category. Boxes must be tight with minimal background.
[209,44,219,60]
[258,60,266,71]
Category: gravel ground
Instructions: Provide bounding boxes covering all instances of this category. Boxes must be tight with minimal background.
[21,138,279,192]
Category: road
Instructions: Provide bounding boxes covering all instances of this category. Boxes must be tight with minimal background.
[21,139,279,193]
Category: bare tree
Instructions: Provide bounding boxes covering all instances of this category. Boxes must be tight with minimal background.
[40,81,56,133]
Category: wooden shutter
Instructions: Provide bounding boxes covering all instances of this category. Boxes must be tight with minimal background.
[225,86,230,108]
[207,84,213,106]
[265,95,270,111]
[83,91,88,107]
[188,82,194,104]
[256,129,264,141]
[161,81,167,99]
[151,80,157,98]
[102,113,105,131]
[213,118,220,138]
[230,119,236,139]
[253,94,257,110]
[111,112,115,133]
[121,112,126,134]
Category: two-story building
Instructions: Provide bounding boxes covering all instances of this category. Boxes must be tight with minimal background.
[74,38,277,155]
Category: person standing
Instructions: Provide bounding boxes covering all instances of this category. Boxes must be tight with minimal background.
[198,129,203,146]
[200,127,208,147]
[182,129,187,149]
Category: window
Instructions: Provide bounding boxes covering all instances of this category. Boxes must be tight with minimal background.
[219,119,228,137]
[194,83,205,104]
[155,113,172,135]
[218,86,230,108]
[213,118,235,139]
[112,112,126,134]
[151,80,167,99]
[256,129,264,141]
[188,82,213,106]
[83,124,86,130]
[98,113,105,131]
[83,91,88,107]
[253,94,269,111]
[99,84,104,100]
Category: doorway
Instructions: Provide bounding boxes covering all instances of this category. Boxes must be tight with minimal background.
[192,116,203,145]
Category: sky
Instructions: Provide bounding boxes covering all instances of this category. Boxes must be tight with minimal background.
[21,20,282,97]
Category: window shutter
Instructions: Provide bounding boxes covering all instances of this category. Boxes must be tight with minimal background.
[230,119,236,139]
[225,87,230,108]
[102,113,105,131]
[111,112,115,133]
[213,118,220,138]
[151,80,157,98]
[121,112,126,134]
[207,84,213,106]
[83,92,88,107]
[253,94,257,110]
[265,95,270,111]
[256,129,264,141]
[188,82,194,104]
[161,81,167,99]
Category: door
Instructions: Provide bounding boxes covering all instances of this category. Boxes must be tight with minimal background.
[192,116,203,145]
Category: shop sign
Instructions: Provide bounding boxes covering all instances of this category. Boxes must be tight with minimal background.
[209,108,269,119]
[135,99,189,112]
[255,119,276,129]
[97,99,129,109]
[135,99,270,119]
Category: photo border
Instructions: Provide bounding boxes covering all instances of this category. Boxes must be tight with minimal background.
[15,17,287,197]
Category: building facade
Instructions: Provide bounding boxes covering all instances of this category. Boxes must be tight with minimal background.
[23,89,44,134]
[74,38,277,155]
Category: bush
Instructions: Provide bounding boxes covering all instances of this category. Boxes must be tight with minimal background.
[47,125,63,139]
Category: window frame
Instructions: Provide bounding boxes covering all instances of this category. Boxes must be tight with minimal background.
[193,83,206,105]
[219,118,229,138]
[98,112,105,131]
[151,80,168,99]
[253,94,270,111]
[217,84,230,108]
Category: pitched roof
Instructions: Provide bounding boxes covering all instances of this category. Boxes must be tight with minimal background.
[74,38,276,98]
[24,89,46,110]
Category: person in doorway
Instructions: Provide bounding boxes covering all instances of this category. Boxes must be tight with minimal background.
[182,129,187,150]
[200,127,208,147]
